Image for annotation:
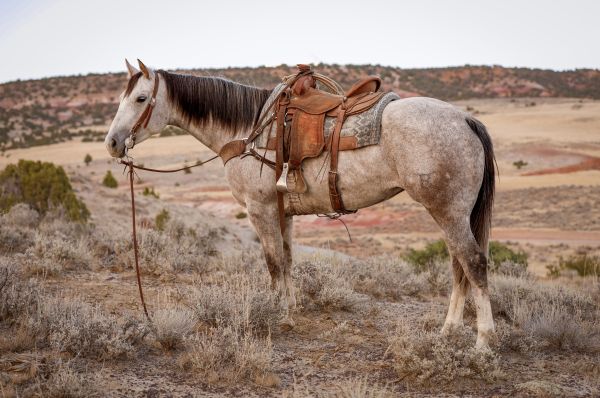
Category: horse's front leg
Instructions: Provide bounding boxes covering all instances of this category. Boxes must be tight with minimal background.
[246,200,295,328]
[283,216,296,310]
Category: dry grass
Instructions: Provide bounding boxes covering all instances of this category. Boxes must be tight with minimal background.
[0,257,40,324]
[350,255,449,301]
[93,217,222,275]
[26,361,102,398]
[179,325,273,385]
[483,273,600,352]
[189,273,281,335]
[32,297,149,359]
[295,257,361,311]
[151,300,196,350]
[387,319,502,385]
[283,377,393,397]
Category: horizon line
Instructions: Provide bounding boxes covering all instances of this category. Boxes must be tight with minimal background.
[1,62,599,85]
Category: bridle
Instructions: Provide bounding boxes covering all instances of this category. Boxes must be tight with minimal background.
[124,72,160,155]
[116,71,221,321]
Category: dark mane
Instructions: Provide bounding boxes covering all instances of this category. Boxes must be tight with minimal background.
[157,70,272,133]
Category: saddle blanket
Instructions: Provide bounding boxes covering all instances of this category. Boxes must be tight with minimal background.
[256,83,400,150]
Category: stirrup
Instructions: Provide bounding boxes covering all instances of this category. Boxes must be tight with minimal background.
[276,163,290,193]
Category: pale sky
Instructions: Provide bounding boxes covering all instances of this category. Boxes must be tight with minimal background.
[0,0,599,83]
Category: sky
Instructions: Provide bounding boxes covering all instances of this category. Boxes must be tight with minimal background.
[0,0,599,83]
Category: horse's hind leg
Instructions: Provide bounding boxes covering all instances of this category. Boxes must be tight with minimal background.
[441,256,470,332]
[429,208,494,349]
[438,214,494,349]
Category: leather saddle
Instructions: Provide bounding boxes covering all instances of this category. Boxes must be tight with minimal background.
[273,65,385,214]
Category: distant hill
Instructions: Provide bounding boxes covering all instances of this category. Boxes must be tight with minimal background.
[1,64,599,150]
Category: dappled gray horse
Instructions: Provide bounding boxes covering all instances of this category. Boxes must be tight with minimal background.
[105,60,497,350]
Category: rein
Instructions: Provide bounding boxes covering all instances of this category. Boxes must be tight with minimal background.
[120,72,220,320]
[119,156,218,320]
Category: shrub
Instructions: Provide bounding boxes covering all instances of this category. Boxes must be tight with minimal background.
[142,186,159,198]
[179,325,273,384]
[84,153,92,166]
[548,254,600,277]
[1,203,39,227]
[295,259,360,311]
[0,160,89,222]
[190,275,281,335]
[489,241,527,268]
[26,361,102,398]
[0,258,41,324]
[387,321,501,385]
[404,240,448,271]
[152,306,196,350]
[102,170,118,188]
[483,274,599,352]
[235,211,247,219]
[405,240,527,273]
[155,209,170,231]
[350,256,448,300]
[33,298,149,359]
[513,160,528,169]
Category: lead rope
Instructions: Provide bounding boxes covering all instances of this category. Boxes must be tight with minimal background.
[120,155,219,321]
[126,161,148,319]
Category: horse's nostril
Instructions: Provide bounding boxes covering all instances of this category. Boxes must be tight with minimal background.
[110,138,117,148]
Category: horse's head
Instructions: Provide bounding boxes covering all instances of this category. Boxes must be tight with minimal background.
[105,59,169,158]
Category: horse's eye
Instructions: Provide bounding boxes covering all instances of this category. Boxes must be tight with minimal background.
[136,95,147,103]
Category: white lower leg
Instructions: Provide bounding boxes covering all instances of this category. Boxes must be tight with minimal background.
[284,272,296,310]
[442,285,467,332]
[472,287,494,349]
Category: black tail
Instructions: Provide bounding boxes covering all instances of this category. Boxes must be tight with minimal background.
[466,117,496,256]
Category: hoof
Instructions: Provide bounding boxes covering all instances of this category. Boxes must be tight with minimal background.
[279,317,295,331]
[475,338,492,352]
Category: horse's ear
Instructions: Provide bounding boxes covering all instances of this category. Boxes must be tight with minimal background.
[125,59,139,78]
[137,59,150,79]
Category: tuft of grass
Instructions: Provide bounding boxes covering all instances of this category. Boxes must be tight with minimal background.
[27,361,102,398]
[179,325,273,385]
[84,153,92,166]
[190,275,281,335]
[512,160,528,169]
[235,211,247,219]
[482,274,600,352]
[33,298,149,359]
[102,170,118,188]
[387,321,502,385]
[152,306,196,350]
[155,208,170,231]
[0,258,41,324]
[283,377,393,397]
[1,203,40,228]
[350,256,448,300]
[0,160,89,222]
[142,186,159,199]
[548,254,600,277]
[295,259,360,311]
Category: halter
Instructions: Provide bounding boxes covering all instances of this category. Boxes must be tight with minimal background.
[124,73,160,155]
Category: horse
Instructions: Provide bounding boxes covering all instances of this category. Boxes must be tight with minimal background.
[105,60,497,350]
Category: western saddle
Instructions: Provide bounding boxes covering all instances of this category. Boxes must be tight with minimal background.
[219,64,386,233]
